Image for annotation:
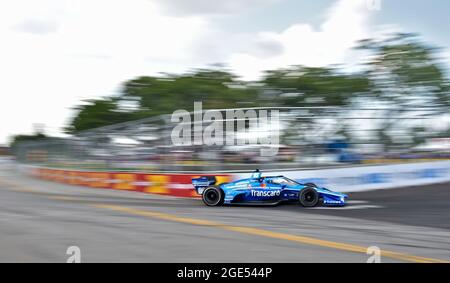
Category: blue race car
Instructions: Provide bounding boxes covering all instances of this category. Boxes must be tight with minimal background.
[192,170,348,207]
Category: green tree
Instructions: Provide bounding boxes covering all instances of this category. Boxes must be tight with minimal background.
[65,69,262,134]
[65,98,137,134]
[357,33,450,149]
[10,132,47,147]
[263,66,370,107]
[358,33,449,107]
[261,66,371,145]
[122,69,261,118]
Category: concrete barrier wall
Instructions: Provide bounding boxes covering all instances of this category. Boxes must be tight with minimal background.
[26,161,450,197]
[234,161,450,193]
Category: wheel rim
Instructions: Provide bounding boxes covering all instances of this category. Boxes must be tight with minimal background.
[301,189,317,206]
[204,189,220,205]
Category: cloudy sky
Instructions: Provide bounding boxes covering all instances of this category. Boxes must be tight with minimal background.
[0,0,449,144]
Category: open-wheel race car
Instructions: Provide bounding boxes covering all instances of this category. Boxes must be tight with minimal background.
[192,170,348,207]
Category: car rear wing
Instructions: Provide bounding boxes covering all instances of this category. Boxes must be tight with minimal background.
[192,176,217,195]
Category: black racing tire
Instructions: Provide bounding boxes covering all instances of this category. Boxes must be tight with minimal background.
[299,187,319,207]
[202,187,224,207]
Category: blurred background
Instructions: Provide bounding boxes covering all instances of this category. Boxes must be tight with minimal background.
[1,0,450,172]
[9,33,450,172]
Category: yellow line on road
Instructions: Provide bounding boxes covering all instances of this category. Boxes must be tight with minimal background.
[93,204,450,263]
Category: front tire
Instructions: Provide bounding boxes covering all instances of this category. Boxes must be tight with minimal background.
[202,187,224,207]
[299,187,319,207]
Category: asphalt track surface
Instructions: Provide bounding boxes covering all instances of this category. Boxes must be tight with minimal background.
[0,164,450,263]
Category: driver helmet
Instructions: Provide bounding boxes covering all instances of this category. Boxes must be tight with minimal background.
[251,169,262,179]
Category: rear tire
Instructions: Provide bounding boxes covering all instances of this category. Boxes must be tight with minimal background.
[202,187,224,207]
[299,187,319,207]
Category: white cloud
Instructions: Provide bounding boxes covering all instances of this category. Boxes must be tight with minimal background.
[0,0,208,144]
[228,0,375,80]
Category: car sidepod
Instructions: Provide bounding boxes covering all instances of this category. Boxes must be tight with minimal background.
[221,181,284,204]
